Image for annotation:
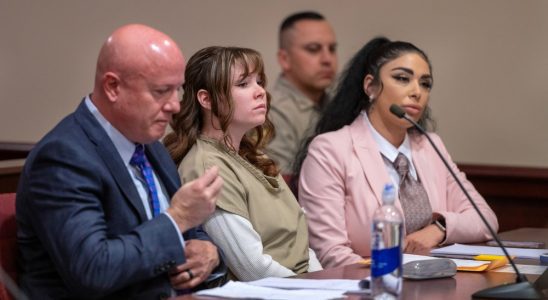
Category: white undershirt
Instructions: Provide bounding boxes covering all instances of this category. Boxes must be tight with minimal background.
[203,210,322,281]
[362,111,418,193]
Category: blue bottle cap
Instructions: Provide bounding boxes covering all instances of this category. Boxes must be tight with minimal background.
[541,253,548,264]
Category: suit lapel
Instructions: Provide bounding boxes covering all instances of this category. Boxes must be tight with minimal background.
[349,116,391,207]
[74,100,148,222]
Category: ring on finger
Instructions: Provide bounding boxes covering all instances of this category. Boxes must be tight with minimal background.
[186,269,194,280]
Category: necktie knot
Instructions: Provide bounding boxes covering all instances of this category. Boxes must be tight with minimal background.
[130,144,147,167]
[394,153,410,177]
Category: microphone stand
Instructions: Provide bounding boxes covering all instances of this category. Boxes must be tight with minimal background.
[389,104,543,299]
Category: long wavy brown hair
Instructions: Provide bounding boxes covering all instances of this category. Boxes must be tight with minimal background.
[164,46,278,177]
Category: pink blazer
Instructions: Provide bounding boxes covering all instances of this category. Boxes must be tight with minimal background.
[299,115,499,268]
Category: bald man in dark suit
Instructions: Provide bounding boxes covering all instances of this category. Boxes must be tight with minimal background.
[16,24,224,299]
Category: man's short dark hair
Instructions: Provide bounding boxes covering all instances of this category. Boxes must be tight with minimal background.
[280,11,325,32]
[279,11,325,48]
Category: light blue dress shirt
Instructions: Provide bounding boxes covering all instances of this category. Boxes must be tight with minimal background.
[84,96,184,245]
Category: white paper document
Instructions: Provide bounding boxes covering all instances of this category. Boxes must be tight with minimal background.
[430,243,548,259]
[248,277,364,292]
[492,264,548,275]
[195,281,346,300]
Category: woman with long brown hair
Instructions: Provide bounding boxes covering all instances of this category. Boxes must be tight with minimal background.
[164,46,321,281]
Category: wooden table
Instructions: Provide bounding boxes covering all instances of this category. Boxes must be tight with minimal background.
[176,228,548,299]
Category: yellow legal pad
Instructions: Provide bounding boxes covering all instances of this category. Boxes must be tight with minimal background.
[456,254,509,272]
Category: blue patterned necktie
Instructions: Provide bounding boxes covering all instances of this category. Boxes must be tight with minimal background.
[393,153,432,234]
[130,144,161,217]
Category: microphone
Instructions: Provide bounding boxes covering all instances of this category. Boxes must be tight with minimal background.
[389,104,544,299]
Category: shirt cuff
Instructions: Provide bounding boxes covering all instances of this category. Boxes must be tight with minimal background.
[164,212,186,251]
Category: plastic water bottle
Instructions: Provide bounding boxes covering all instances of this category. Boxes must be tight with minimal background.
[371,183,403,299]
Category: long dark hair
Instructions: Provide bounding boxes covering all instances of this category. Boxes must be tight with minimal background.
[164,46,278,177]
[293,36,436,177]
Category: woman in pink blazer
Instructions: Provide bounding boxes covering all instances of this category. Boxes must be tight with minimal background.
[295,37,498,268]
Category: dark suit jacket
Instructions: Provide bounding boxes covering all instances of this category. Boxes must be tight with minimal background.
[16,100,211,299]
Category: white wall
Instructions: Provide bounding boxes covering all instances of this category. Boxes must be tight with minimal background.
[1,0,547,167]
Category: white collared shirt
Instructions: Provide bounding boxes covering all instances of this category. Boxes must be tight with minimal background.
[362,111,418,194]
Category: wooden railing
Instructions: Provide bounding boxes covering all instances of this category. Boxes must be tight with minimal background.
[459,164,548,231]
[0,142,34,160]
[0,141,546,231]
[0,142,32,193]
[0,159,25,194]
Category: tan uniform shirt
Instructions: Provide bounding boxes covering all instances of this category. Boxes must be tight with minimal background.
[179,137,310,280]
[267,76,327,174]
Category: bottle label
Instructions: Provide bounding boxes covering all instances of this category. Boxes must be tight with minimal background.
[371,246,401,277]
